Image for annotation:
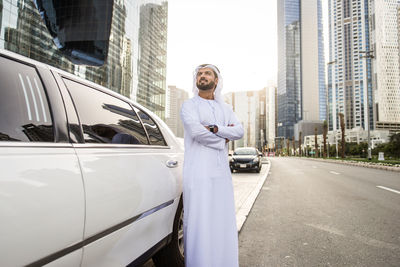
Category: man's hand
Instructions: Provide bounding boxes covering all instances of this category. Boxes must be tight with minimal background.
[205,125,218,133]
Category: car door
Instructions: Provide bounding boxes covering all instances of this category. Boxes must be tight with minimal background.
[61,77,180,266]
[0,55,85,267]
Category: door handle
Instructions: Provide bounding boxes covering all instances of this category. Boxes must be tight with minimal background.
[166,159,178,168]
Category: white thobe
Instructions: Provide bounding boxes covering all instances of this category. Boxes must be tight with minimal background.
[180,95,244,267]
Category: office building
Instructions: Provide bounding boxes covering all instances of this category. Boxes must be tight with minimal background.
[165,85,188,138]
[328,0,373,131]
[370,0,400,127]
[277,0,326,139]
[224,89,268,152]
[265,86,277,150]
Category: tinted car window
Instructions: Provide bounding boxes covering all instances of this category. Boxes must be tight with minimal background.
[234,148,257,155]
[63,79,148,145]
[135,108,167,146]
[0,57,53,142]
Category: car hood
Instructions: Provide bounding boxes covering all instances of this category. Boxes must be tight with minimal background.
[232,155,257,161]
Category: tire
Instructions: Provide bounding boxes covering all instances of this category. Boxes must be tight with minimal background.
[153,197,184,267]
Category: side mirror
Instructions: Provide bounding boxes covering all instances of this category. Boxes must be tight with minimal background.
[259,152,263,156]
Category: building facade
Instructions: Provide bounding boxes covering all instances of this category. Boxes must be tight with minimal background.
[0,0,168,119]
[277,0,326,139]
[370,0,400,126]
[277,0,301,139]
[224,90,266,152]
[328,0,374,131]
[165,85,188,138]
[265,86,277,150]
[301,0,326,122]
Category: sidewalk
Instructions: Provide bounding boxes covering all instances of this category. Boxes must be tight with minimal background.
[299,157,400,172]
[233,159,271,232]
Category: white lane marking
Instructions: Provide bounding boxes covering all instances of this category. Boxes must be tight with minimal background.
[305,223,345,237]
[330,171,340,175]
[376,186,400,195]
[353,233,400,250]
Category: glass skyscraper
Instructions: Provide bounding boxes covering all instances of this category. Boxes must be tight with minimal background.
[277,0,326,139]
[0,0,168,119]
[328,0,374,131]
[277,0,301,139]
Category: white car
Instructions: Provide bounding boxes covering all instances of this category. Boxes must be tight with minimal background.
[0,50,184,267]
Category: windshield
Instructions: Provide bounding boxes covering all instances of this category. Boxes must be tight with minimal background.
[233,148,257,155]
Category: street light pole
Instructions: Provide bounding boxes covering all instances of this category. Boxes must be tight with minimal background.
[360,50,374,160]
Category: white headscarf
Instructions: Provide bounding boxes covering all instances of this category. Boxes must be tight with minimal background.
[192,64,224,103]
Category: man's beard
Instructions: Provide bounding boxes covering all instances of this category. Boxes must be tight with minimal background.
[197,79,216,91]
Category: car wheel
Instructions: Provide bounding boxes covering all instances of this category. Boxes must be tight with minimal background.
[153,197,184,267]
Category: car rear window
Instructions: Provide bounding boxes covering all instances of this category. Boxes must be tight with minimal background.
[0,56,54,142]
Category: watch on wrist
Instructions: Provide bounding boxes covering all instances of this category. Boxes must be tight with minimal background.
[209,125,216,133]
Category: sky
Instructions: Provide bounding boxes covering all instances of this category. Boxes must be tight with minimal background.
[166,0,278,94]
[166,0,330,95]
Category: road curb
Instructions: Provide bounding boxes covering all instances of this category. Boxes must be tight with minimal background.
[236,160,271,232]
[298,157,400,172]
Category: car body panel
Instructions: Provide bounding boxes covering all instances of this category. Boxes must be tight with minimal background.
[0,145,85,266]
[80,201,178,267]
[73,145,179,239]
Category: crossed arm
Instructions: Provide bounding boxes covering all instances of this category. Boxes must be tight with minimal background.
[180,102,244,150]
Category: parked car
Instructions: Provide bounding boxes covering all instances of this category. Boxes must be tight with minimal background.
[230,147,262,173]
[0,49,184,267]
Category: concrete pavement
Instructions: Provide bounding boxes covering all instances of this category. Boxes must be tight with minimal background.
[233,159,271,232]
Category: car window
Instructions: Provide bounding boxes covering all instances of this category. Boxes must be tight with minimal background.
[63,78,149,145]
[135,108,167,146]
[234,148,257,155]
[0,56,54,142]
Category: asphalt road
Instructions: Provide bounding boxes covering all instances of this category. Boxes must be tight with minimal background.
[239,157,400,267]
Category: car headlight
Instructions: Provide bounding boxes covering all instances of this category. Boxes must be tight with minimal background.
[253,158,259,163]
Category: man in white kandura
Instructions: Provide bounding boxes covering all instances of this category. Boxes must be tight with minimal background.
[180,64,244,267]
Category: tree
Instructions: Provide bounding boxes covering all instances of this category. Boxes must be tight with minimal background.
[286,139,290,156]
[323,120,328,158]
[339,113,346,158]
[299,131,302,157]
[314,127,319,157]
[388,133,400,158]
[292,136,295,156]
